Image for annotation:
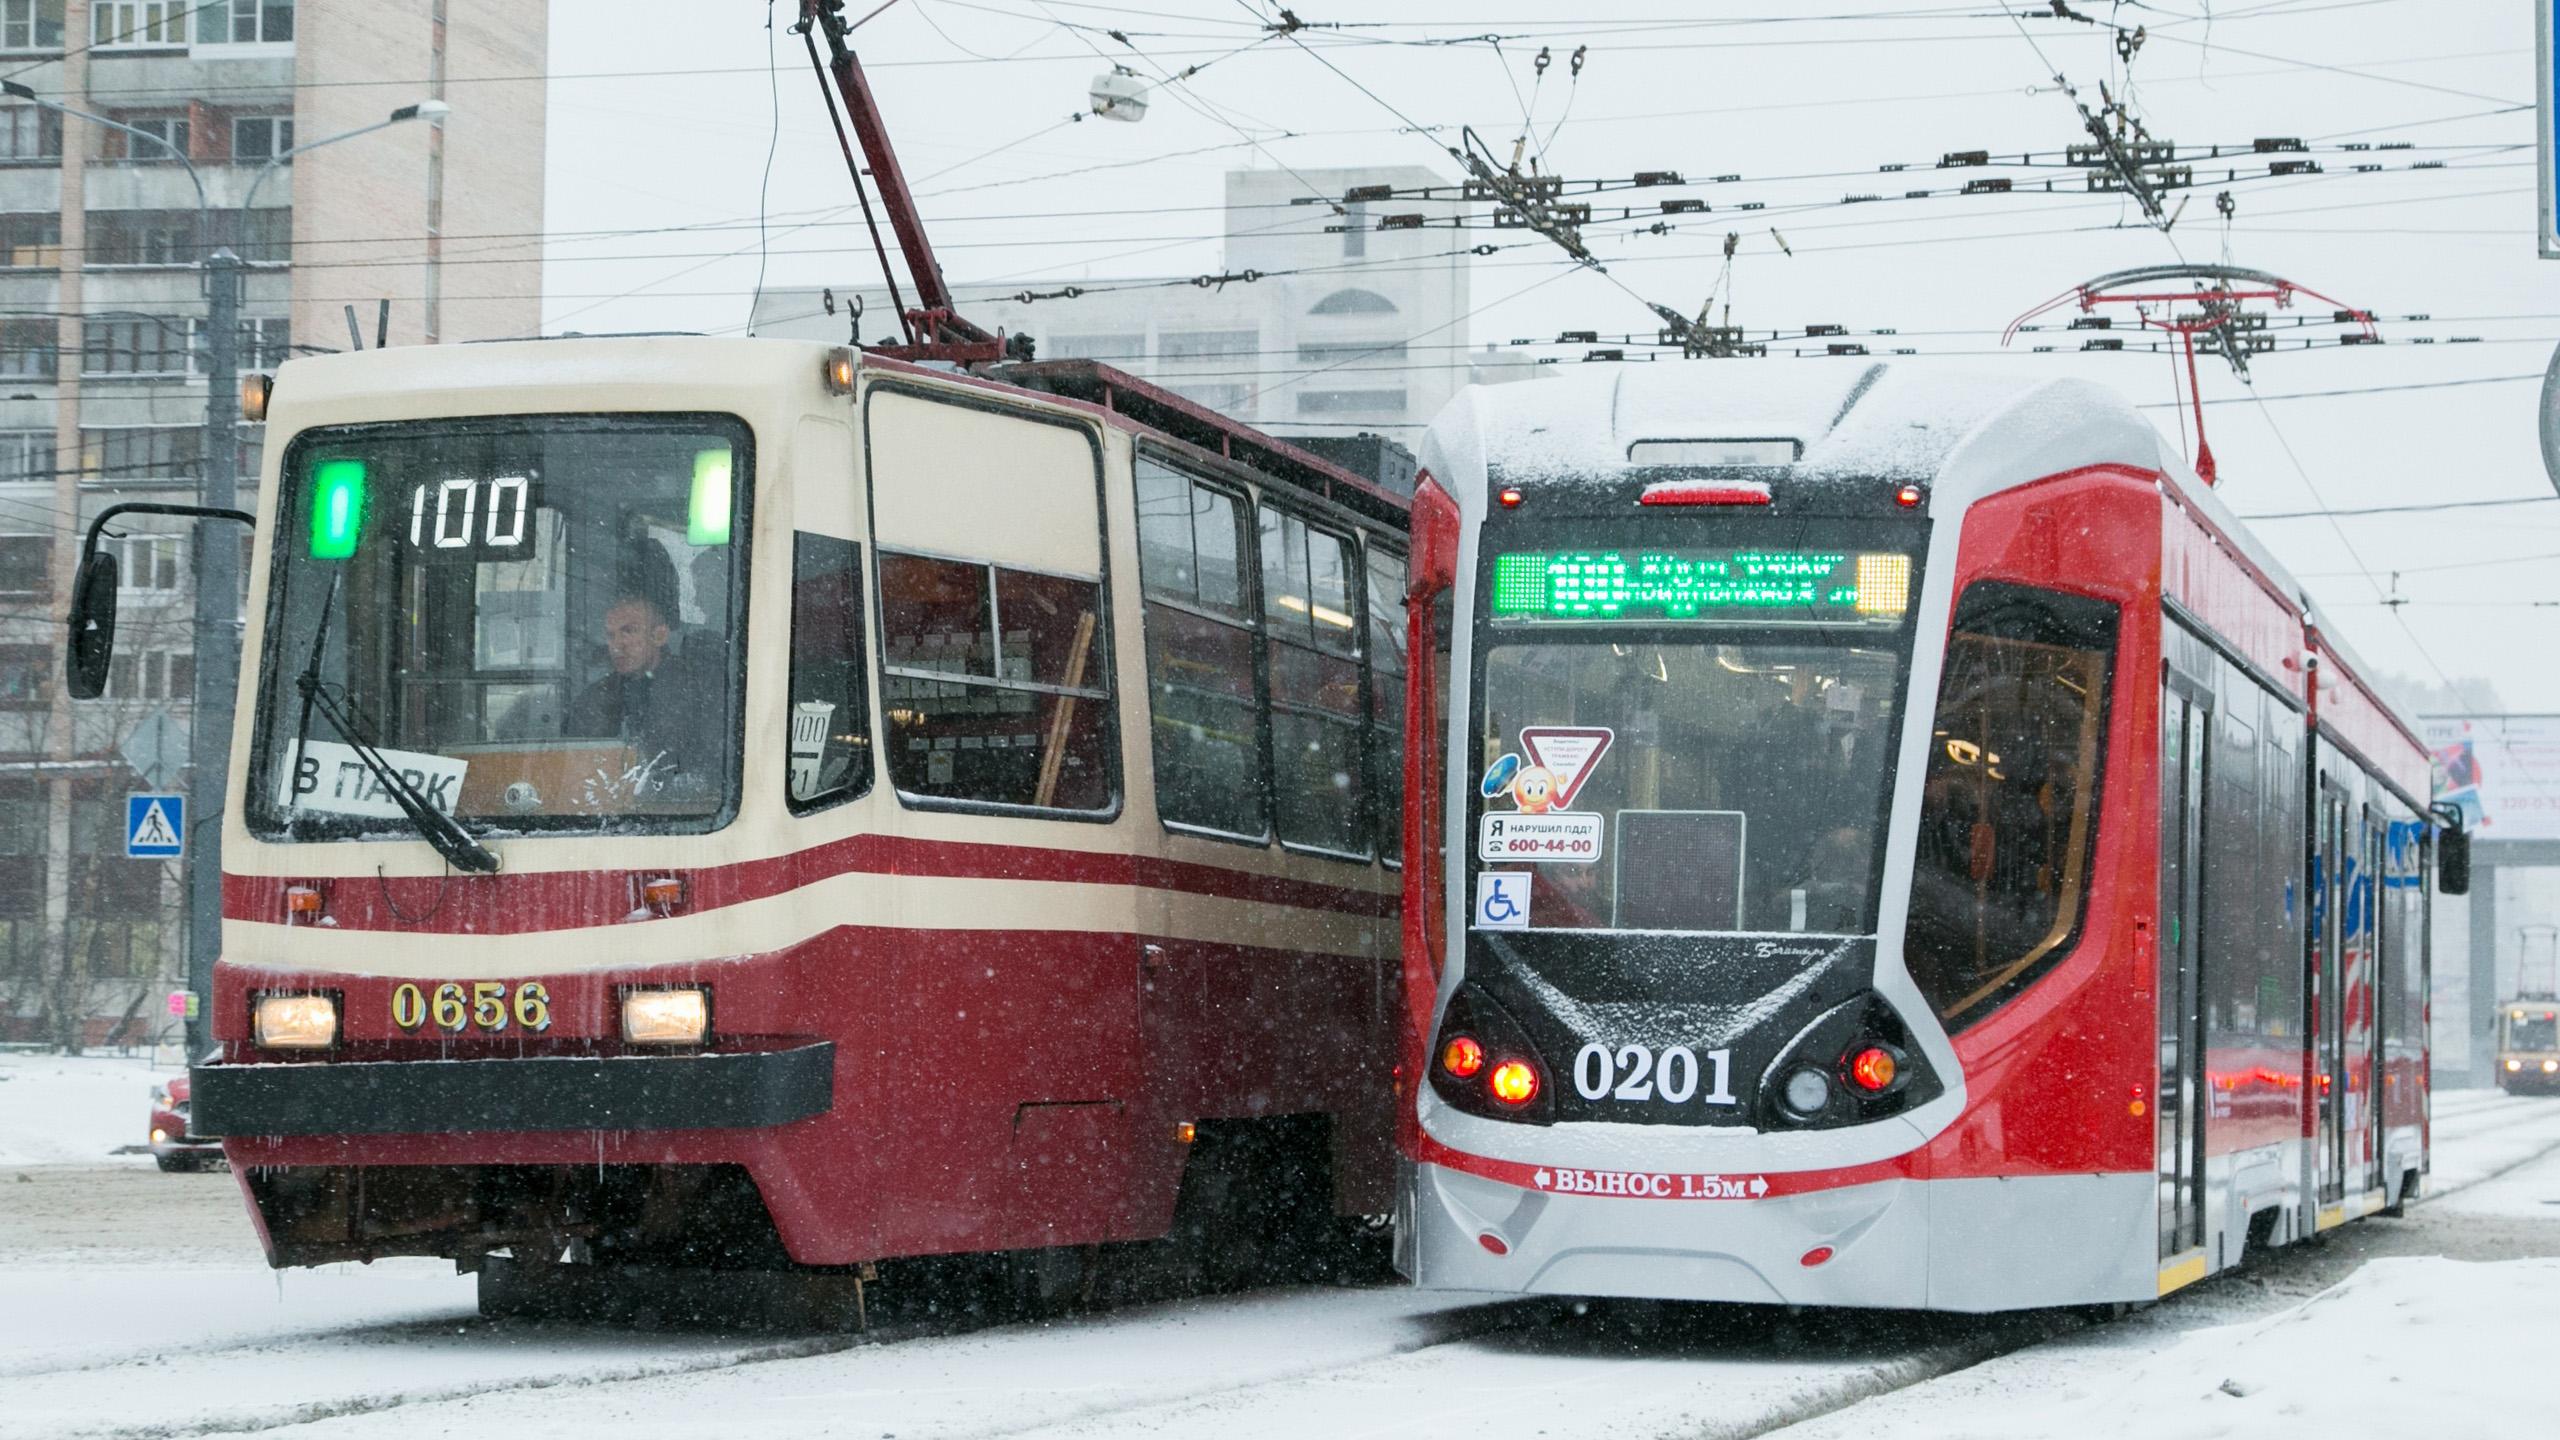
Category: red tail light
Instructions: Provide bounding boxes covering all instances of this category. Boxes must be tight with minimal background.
[1894,483,1924,508]
[1489,1059,1540,1106]
[1848,1045,1899,1093]
[1497,485,1525,508]
[1440,1034,1486,1079]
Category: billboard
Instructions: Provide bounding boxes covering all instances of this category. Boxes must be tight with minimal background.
[2423,715,2560,841]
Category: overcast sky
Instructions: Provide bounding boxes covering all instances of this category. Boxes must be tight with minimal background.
[541,0,2552,709]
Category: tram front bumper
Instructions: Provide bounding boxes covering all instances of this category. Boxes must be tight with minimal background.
[191,1043,835,1137]
[1408,1159,1935,1308]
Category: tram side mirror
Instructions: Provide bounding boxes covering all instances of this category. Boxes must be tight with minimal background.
[65,549,120,700]
[2438,823,2471,896]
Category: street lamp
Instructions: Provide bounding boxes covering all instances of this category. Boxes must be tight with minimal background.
[4,82,449,1055]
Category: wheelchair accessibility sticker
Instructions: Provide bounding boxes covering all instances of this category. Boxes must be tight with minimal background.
[1475,871,1531,930]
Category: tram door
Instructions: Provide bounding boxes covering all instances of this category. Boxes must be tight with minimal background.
[2313,782,2348,1205]
[2348,811,2386,1196]
[2158,681,2209,1261]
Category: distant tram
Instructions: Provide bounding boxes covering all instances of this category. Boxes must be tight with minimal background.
[1393,364,2464,1311]
[2497,999,2559,1093]
[87,338,1412,1308]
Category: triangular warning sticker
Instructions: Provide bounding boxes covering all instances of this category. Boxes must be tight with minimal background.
[131,801,178,849]
[1518,727,1614,811]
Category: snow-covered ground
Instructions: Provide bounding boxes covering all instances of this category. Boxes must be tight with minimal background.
[0,1050,181,1166]
[5,1054,2558,1440]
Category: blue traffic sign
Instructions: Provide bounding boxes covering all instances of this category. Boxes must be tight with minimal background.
[126,793,183,859]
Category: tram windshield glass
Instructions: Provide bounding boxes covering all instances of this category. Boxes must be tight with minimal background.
[2510,1012,2559,1051]
[248,414,750,840]
[1472,543,1919,935]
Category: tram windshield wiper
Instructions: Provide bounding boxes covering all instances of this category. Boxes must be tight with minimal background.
[284,573,500,875]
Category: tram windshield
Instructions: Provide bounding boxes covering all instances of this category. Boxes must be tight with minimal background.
[248,415,749,841]
[2509,1011,2559,1051]
[1475,638,1904,933]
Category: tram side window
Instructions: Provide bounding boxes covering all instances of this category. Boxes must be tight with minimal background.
[786,533,873,811]
[1906,582,2117,1030]
[877,551,1114,813]
[1135,459,1266,838]
[1263,507,1368,857]
[1367,546,1407,863]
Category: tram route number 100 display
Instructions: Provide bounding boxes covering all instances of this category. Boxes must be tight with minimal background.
[307,458,541,562]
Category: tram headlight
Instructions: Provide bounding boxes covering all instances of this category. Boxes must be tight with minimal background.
[253,994,338,1050]
[2507,1058,2525,1073]
[621,988,709,1046]
[2544,1060,2558,1075]
[1783,1068,1832,1116]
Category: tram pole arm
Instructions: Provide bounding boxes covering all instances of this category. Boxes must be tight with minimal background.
[799,0,998,352]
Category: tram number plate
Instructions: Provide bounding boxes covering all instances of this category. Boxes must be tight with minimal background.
[1573,1043,1741,1107]
[390,981,553,1033]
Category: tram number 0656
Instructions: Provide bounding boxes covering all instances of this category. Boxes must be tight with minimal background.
[1573,1042,1740,1106]
[390,981,552,1033]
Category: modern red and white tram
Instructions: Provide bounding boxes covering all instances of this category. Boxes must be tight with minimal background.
[1393,363,2459,1311]
[106,338,1413,1301]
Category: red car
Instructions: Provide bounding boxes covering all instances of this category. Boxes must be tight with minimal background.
[148,1076,222,1172]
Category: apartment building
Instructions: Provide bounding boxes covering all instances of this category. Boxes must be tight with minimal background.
[0,0,546,1046]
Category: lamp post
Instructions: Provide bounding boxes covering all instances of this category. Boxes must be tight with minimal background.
[4,82,448,1054]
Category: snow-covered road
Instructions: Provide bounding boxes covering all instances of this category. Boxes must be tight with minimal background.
[7,1052,2559,1440]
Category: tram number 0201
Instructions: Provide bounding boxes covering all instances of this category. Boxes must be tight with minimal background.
[1574,1042,1741,1107]
[390,981,553,1033]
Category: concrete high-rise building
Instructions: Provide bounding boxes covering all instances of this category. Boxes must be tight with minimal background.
[0,0,547,1047]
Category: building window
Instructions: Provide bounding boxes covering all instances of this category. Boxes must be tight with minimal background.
[0,316,55,379]
[0,429,53,482]
[1260,507,1367,856]
[1343,199,1366,258]
[1158,329,1257,362]
[235,315,290,368]
[113,532,183,591]
[1296,340,1406,366]
[81,425,202,484]
[877,552,1115,813]
[1308,288,1397,316]
[1296,388,1406,416]
[786,533,873,811]
[106,647,190,700]
[213,0,291,43]
[0,641,46,703]
[83,316,192,377]
[0,104,60,161]
[0,533,44,596]
[93,0,188,47]
[0,211,60,268]
[1167,383,1250,416]
[105,113,188,162]
[0,1,64,52]
[87,210,196,266]
[232,114,292,161]
[1044,333,1144,362]
[225,207,290,264]
[1135,458,1265,838]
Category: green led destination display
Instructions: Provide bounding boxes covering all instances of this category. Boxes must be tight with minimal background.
[1488,549,1911,622]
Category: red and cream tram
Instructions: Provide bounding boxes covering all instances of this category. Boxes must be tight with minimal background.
[1394,363,2456,1311]
[123,338,1411,1303]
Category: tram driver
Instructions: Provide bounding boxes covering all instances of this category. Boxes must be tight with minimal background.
[567,546,718,789]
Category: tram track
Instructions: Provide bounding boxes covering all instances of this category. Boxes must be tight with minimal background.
[15,1096,2560,1440]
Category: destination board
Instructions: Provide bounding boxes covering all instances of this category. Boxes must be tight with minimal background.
[1487,549,1910,623]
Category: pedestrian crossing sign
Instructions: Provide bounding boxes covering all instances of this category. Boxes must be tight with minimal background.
[126,793,183,859]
